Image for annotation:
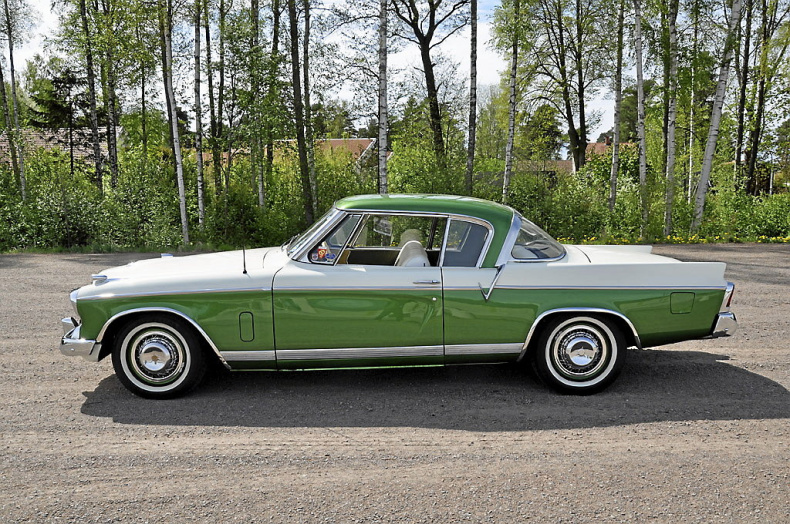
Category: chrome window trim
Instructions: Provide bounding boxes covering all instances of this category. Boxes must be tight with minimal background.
[439,217,494,268]
[95,307,230,369]
[313,208,495,269]
[277,345,444,361]
[517,307,642,362]
[302,212,365,266]
[498,213,567,265]
[290,208,346,262]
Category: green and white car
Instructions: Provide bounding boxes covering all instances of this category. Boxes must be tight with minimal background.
[60,194,737,398]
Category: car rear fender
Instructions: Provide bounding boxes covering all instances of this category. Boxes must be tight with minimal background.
[518,307,642,362]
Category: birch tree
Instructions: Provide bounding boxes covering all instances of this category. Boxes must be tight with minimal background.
[378,0,388,193]
[158,0,190,243]
[633,0,648,236]
[195,0,205,225]
[692,0,743,232]
[663,0,679,236]
[1,0,28,200]
[609,0,625,212]
[503,0,518,204]
[288,0,315,224]
[465,0,477,195]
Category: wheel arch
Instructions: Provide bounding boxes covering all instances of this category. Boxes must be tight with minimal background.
[517,307,641,362]
[95,307,230,369]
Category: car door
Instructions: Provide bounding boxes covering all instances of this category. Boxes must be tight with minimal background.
[272,213,445,369]
[440,218,526,364]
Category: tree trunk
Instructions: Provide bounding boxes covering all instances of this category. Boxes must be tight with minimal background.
[78,0,103,192]
[204,0,222,194]
[465,0,477,196]
[503,0,519,204]
[735,0,753,175]
[0,45,19,195]
[663,0,679,236]
[288,0,314,224]
[251,0,265,208]
[377,0,388,194]
[574,0,587,170]
[264,0,281,202]
[692,0,742,232]
[195,0,205,225]
[609,0,625,213]
[159,0,190,244]
[633,0,648,237]
[3,0,24,200]
[303,0,318,215]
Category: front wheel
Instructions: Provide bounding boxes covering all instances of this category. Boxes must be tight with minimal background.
[533,315,626,394]
[112,315,206,399]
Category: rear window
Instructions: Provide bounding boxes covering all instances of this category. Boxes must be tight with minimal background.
[511,218,565,260]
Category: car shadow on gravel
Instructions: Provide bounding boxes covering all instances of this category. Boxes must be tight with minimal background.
[80,347,790,431]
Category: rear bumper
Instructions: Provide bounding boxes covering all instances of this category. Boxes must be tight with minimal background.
[60,318,101,362]
[711,312,737,337]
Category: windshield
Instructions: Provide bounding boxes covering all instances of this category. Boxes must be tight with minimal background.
[286,208,341,257]
[511,216,565,260]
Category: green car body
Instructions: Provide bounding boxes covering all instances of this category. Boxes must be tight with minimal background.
[61,194,737,398]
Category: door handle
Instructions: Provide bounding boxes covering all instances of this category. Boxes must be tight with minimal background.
[413,280,440,285]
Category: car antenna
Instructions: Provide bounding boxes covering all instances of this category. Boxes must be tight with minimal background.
[242,246,248,274]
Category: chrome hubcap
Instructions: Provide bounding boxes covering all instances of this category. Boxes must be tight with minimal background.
[552,325,608,380]
[128,328,186,384]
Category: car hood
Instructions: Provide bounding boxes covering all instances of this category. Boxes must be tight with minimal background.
[76,247,288,300]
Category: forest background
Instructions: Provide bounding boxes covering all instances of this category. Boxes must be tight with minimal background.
[0,0,789,252]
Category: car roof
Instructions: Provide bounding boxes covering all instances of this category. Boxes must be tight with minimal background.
[335,194,516,267]
[336,194,514,228]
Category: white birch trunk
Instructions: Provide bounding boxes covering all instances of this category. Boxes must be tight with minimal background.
[378,0,388,194]
[3,0,24,201]
[160,0,190,244]
[465,0,477,196]
[609,0,625,213]
[633,0,648,237]
[691,0,742,232]
[503,0,519,204]
[195,0,205,225]
[663,0,679,236]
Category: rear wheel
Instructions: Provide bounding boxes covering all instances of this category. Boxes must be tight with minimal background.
[112,315,206,399]
[533,315,626,394]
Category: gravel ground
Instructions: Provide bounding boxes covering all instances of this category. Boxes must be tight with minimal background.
[0,244,788,523]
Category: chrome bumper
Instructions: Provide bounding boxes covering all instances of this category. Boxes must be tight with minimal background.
[711,312,737,337]
[60,318,101,361]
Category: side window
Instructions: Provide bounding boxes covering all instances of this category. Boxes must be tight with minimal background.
[340,214,447,266]
[308,214,362,264]
[442,220,489,267]
[511,219,565,260]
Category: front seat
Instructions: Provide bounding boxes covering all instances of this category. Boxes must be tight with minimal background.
[394,240,430,267]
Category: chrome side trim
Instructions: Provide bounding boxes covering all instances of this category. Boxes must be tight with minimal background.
[711,312,737,337]
[495,284,725,291]
[479,264,505,301]
[277,345,444,361]
[95,307,230,369]
[79,286,269,301]
[517,307,642,362]
[274,285,441,292]
[221,350,277,362]
[445,343,522,356]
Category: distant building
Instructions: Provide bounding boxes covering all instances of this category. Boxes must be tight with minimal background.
[0,128,107,166]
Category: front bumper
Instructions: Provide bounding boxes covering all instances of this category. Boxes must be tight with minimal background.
[711,312,737,337]
[60,318,101,361]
